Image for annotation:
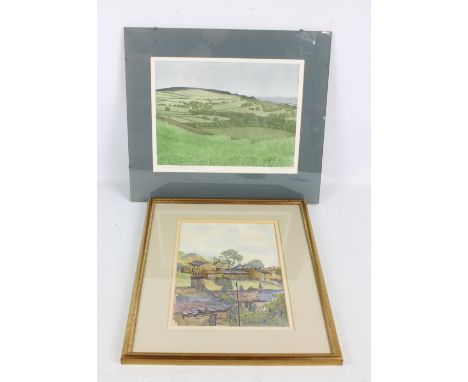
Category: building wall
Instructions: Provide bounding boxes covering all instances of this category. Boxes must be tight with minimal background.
[174,310,232,326]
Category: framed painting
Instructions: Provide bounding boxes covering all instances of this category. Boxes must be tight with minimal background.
[124,28,332,202]
[121,198,342,365]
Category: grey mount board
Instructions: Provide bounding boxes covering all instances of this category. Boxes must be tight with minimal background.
[124,28,331,202]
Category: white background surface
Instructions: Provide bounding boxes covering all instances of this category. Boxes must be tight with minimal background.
[98,0,370,381]
[2,1,467,382]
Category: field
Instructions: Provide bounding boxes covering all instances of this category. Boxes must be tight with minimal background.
[155,88,298,167]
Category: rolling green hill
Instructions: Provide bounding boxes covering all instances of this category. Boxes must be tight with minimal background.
[155,88,298,168]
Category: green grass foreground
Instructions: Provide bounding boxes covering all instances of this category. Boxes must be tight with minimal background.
[155,87,298,168]
[156,119,295,167]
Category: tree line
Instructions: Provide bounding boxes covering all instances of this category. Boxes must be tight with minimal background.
[190,110,296,132]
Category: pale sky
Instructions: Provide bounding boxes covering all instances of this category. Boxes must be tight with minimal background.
[178,222,281,267]
[154,60,301,99]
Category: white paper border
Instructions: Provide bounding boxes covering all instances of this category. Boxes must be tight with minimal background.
[150,57,305,174]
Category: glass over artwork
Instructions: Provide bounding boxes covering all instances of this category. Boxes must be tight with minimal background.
[151,57,304,174]
[169,221,293,328]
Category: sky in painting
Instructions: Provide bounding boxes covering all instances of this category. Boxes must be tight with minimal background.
[178,222,281,267]
[154,60,301,99]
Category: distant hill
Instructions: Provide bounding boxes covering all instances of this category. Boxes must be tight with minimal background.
[257,96,297,106]
[154,86,298,164]
[157,87,255,99]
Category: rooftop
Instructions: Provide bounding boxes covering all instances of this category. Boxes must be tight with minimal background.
[189,260,209,266]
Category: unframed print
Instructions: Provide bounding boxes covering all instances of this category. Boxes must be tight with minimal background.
[151,57,304,174]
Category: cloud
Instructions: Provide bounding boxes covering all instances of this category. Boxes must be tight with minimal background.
[179,222,280,267]
[154,60,301,98]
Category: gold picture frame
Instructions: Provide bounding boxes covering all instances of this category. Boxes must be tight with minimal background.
[121,198,342,365]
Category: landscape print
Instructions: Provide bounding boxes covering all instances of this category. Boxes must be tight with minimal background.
[151,57,304,173]
[170,221,292,328]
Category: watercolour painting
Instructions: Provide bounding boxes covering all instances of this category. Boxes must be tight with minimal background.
[169,221,293,328]
[151,57,305,174]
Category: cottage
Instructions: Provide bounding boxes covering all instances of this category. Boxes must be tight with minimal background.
[195,264,281,282]
[199,269,251,280]
[270,272,282,281]
[184,260,216,275]
[244,268,273,281]
[213,259,229,271]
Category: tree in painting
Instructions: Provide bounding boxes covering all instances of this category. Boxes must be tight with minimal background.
[172,222,291,328]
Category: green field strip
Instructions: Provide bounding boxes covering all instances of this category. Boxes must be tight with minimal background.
[156,119,295,167]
